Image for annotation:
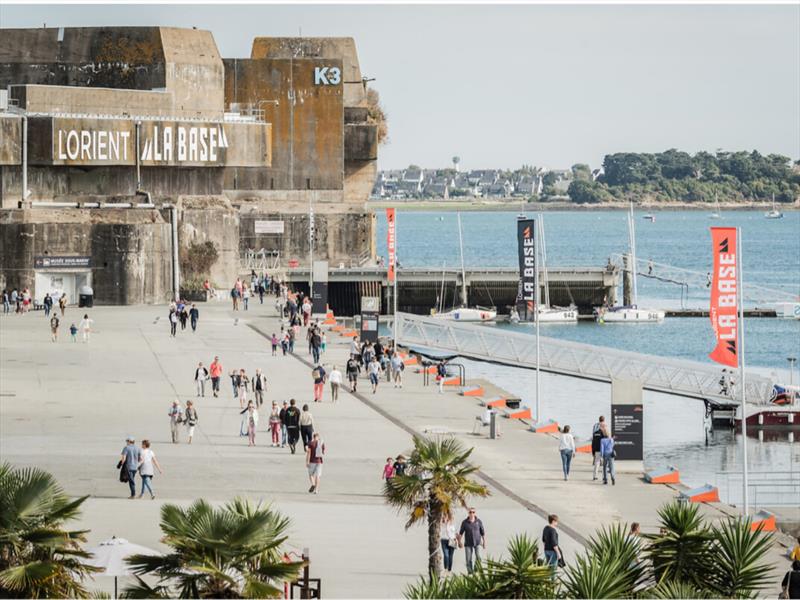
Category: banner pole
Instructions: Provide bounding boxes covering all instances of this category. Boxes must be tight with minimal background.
[737,227,750,515]
[535,216,541,423]
[393,211,398,349]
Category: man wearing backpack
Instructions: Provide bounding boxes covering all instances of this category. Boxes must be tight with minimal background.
[591,416,606,481]
[284,398,302,454]
[312,364,326,403]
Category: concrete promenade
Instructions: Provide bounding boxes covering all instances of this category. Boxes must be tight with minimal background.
[0,301,789,597]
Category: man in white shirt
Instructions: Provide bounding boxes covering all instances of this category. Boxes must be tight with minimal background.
[329,365,343,403]
[252,368,268,407]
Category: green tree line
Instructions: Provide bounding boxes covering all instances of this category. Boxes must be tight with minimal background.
[567,150,800,204]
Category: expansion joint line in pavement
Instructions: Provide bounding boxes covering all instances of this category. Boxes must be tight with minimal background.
[246,322,589,546]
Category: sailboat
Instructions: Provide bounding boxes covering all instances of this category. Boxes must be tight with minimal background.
[534,217,577,322]
[710,196,721,219]
[594,204,665,323]
[765,194,783,219]
[432,213,497,322]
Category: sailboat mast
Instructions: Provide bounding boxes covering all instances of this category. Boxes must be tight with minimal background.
[628,203,639,306]
[457,212,468,306]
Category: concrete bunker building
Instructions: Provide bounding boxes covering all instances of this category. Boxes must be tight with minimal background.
[0,27,378,304]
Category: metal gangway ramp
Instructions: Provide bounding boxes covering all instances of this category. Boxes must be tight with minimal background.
[394,312,775,405]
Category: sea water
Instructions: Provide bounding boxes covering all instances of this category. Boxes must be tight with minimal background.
[375,209,800,503]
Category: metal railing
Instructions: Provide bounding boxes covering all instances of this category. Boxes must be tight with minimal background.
[716,471,800,508]
[394,312,775,404]
[611,254,799,306]
[242,248,280,272]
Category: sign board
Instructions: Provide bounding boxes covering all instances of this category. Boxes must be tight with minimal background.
[361,296,380,313]
[311,261,328,315]
[254,220,285,234]
[386,208,396,283]
[516,218,536,320]
[34,256,91,269]
[611,379,644,461]
[49,117,230,167]
[360,312,379,343]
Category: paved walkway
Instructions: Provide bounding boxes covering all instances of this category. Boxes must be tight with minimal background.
[1,303,585,597]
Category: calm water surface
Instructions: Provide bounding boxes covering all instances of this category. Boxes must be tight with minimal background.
[375,209,800,502]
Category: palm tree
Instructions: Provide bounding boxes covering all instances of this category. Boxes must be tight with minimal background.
[0,462,100,598]
[384,436,490,580]
[405,534,553,599]
[123,498,303,598]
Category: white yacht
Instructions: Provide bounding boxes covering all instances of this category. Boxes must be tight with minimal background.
[765,194,783,219]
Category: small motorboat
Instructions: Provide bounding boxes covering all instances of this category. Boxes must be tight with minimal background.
[643,213,656,222]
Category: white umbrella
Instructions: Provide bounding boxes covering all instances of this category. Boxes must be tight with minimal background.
[85,536,161,598]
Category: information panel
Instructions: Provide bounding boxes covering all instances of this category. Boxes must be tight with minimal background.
[611,404,644,460]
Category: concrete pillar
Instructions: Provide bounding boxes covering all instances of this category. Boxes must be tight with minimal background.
[622,253,633,306]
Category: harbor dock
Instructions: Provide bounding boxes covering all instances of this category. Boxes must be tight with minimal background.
[0,302,790,597]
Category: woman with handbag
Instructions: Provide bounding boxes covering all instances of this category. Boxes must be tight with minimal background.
[559,425,576,481]
[440,514,458,573]
[184,401,198,445]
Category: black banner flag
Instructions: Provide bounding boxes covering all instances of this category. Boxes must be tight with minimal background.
[516,218,536,320]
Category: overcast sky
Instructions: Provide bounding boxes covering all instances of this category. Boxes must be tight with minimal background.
[2,3,798,170]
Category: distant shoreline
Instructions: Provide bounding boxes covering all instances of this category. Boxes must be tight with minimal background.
[368,199,800,212]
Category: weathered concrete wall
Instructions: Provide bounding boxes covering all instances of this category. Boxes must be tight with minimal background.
[224,57,343,191]
[176,195,240,287]
[12,84,175,117]
[0,27,224,120]
[0,165,223,204]
[250,37,366,108]
[0,115,21,165]
[237,204,373,267]
[0,208,171,304]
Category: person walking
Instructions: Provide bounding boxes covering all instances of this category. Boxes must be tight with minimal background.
[346,355,360,393]
[390,352,404,388]
[782,560,800,599]
[268,402,281,447]
[321,332,327,354]
[392,455,407,477]
[542,515,562,571]
[2,290,9,315]
[284,399,301,454]
[194,362,209,397]
[591,416,606,481]
[368,356,382,394]
[312,364,326,403]
[178,306,188,331]
[242,286,250,310]
[382,457,395,481]
[118,436,141,499]
[299,404,314,450]
[69,323,78,342]
[58,293,67,316]
[240,401,259,446]
[279,400,289,447]
[329,365,342,403]
[189,303,199,332]
[305,432,325,494]
[184,400,198,444]
[168,401,183,443]
[600,426,616,485]
[436,360,447,394]
[79,313,93,343]
[169,310,178,337]
[271,333,279,356]
[43,293,52,317]
[209,356,223,397]
[49,314,60,342]
[457,508,486,574]
[230,369,239,402]
[559,425,576,481]
[137,439,163,499]
[237,369,250,408]
[310,327,322,364]
[252,368,268,407]
[441,514,458,573]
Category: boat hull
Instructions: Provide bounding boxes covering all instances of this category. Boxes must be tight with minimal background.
[436,308,497,322]
[595,307,665,323]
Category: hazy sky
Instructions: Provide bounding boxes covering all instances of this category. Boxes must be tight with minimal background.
[2,3,798,170]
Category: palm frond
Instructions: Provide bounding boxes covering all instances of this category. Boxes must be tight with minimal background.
[705,517,776,597]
